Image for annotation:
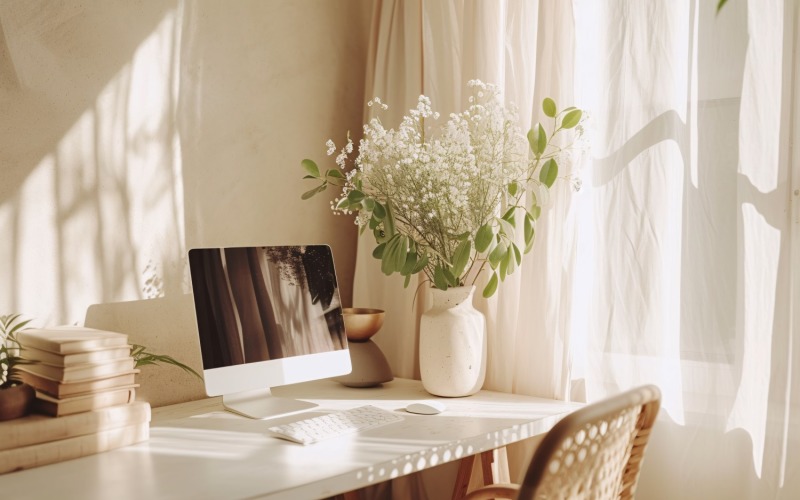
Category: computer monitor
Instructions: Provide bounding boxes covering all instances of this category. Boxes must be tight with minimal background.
[188,244,351,419]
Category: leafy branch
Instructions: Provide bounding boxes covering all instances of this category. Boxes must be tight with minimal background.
[130,344,202,380]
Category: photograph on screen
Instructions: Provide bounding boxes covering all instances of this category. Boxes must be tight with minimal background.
[189,245,347,370]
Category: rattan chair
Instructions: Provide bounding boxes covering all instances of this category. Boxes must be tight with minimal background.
[465,385,661,500]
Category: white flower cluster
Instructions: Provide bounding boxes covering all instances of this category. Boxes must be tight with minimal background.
[326,81,528,255]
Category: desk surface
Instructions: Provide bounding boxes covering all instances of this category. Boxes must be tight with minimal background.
[0,378,580,499]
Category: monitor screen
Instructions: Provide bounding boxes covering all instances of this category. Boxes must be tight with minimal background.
[188,244,351,418]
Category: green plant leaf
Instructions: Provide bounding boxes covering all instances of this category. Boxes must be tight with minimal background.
[475,224,494,253]
[347,190,366,203]
[530,203,541,221]
[443,267,458,286]
[362,197,375,211]
[372,243,386,259]
[326,169,345,179]
[488,240,507,269]
[301,159,320,178]
[501,206,516,224]
[383,201,396,238]
[499,250,510,281]
[451,239,472,280]
[301,184,326,200]
[507,181,519,197]
[394,235,408,272]
[373,202,386,220]
[130,344,202,380]
[524,214,535,250]
[512,242,522,265]
[401,251,418,276]
[717,0,728,13]
[433,265,449,290]
[336,197,351,210]
[412,253,429,274]
[561,109,583,129]
[543,97,557,118]
[527,123,547,156]
[380,235,401,274]
[404,274,412,288]
[539,158,558,188]
[483,272,499,298]
[497,217,514,239]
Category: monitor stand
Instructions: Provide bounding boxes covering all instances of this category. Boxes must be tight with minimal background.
[222,388,317,420]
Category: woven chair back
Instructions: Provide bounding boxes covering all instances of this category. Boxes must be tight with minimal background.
[518,384,661,500]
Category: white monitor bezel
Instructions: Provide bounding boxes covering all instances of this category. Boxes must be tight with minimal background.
[188,244,352,419]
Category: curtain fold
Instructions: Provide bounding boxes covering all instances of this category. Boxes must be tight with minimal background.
[357,0,799,498]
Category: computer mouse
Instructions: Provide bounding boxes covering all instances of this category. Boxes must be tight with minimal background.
[405,400,446,415]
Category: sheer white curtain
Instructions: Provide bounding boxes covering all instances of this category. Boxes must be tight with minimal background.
[356,0,577,396]
[571,1,800,498]
[356,0,800,498]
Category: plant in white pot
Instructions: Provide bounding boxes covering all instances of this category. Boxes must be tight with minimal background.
[301,80,586,396]
[0,314,35,420]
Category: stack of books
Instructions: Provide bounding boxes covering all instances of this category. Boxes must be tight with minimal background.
[0,326,150,474]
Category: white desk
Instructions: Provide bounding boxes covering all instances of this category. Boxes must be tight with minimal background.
[0,378,580,499]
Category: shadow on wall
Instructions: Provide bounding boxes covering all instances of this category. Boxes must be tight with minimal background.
[0,1,186,322]
[0,1,369,325]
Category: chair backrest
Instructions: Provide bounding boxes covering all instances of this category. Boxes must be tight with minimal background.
[519,384,661,500]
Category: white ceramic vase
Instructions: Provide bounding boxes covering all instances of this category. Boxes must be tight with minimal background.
[419,286,487,397]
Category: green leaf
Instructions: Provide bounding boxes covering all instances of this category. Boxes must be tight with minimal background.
[369,216,381,230]
[453,231,471,241]
[527,123,547,156]
[543,97,557,118]
[499,250,510,281]
[507,181,519,197]
[372,243,386,259]
[336,197,350,210]
[451,239,472,280]
[301,159,320,178]
[443,267,458,286]
[301,184,326,200]
[524,214,535,249]
[302,175,316,179]
[394,235,408,272]
[401,251,418,275]
[561,109,583,129]
[474,224,494,253]
[372,201,386,220]
[412,253,430,273]
[383,201,396,238]
[404,274,412,288]
[433,265,449,290]
[530,204,542,221]
[326,169,345,179]
[489,240,507,269]
[512,243,522,265]
[483,272,499,298]
[347,190,365,203]
[497,217,514,239]
[717,0,728,13]
[501,206,516,224]
[362,198,375,211]
[539,158,559,188]
[381,235,402,274]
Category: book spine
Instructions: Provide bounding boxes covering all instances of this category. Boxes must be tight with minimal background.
[0,402,151,451]
[34,388,136,417]
[0,422,149,475]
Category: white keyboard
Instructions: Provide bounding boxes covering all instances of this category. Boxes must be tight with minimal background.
[267,405,404,445]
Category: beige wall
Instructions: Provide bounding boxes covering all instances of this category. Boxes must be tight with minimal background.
[0,0,369,327]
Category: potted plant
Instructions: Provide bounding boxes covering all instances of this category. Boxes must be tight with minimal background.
[300,80,586,396]
[0,314,35,421]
